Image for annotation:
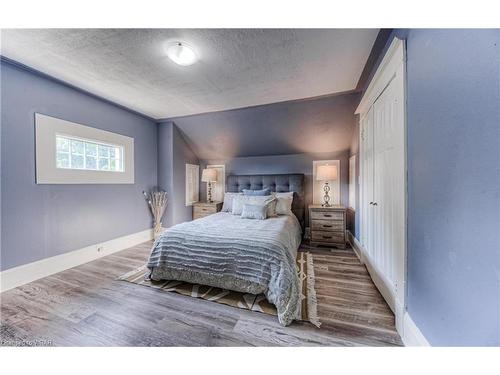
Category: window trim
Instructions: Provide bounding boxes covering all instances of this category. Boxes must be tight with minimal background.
[185,163,200,206]
[349,154,356,211]
[35,113,134,184]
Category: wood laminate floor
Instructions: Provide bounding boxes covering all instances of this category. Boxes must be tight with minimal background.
[0,242,403,346]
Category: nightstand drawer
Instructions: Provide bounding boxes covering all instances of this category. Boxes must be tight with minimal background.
[310,210,344,221]
[194,206,217,216]
[311,219,344,232]
[311,230,345,243]
[192,201,222,220]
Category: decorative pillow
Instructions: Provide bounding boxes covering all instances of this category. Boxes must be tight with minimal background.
[242,188,271,196]
[265,197,278,217]
[232,195,275,216]
[221,192,242,212]
[241,203,267,220]
[273,192,294,215]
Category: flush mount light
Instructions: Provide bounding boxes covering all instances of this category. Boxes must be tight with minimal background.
[166,42,197,66]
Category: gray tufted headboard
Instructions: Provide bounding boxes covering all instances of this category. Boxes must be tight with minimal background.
[226,173,305,228]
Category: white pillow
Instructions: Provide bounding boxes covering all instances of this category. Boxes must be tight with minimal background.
[273,192,294,215]
[221,192,242,212]
[232,195,276,216]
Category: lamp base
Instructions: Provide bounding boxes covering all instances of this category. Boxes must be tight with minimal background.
[322,182,332,207]
[207,182,213,203]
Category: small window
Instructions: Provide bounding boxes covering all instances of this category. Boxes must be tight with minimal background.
[55,135,124,172]
[35,113,134,184]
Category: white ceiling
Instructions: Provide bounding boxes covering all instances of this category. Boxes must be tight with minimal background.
[1,29,378,119]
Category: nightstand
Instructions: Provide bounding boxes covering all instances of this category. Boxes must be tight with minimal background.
[308,204,346,248]
[193,201,223,220]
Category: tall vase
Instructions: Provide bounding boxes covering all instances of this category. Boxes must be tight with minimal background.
[153,220,163,240]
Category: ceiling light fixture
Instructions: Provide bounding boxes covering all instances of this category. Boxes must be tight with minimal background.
[166,42,197,66]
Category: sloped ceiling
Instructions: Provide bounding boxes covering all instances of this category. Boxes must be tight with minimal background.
[1,29,378,118]
[169,92,360,160]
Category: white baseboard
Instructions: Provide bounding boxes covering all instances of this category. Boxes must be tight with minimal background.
[402,312,431,346]
[0,228,153,293]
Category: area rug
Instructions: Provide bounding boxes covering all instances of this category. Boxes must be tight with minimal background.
[118,251,320,327]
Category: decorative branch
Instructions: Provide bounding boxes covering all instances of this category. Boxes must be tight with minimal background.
[143,189,168,240]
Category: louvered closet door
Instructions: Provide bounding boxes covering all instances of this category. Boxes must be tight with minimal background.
[372,68,405,300]
[360,108,374,255]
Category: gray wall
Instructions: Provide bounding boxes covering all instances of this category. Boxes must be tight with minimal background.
[157,121,199,227]
[0,60,158,271]
[169,92,360,160]
[348,117,360,237]
[405,29,500,346]
[354,29,500,345]
[172,124,199,224]
[157,122,174,227]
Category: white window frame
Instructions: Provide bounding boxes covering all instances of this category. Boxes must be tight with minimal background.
[185,163,200,206]
[35,113,134,184]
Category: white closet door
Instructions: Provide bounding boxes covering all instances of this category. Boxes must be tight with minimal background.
[356,37,406,332]
[360,107,375,255]
[372,67,405,300]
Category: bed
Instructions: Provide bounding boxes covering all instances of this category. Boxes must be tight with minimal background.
[147,174,305,326]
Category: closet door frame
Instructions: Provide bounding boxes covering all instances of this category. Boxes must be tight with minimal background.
[355,37,407,335]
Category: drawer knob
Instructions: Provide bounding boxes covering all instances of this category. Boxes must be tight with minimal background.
[323,214,332,217]
[323,225,332,228]
[322,236,332,239]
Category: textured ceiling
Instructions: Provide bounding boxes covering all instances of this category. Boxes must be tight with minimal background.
[1,29,378,119]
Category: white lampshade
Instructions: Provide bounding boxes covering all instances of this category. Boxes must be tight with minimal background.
[201,168,218,182]
[316,164,338,181]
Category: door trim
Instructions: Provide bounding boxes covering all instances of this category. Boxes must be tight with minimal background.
[355,37,405,115]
